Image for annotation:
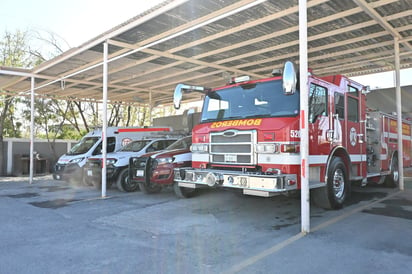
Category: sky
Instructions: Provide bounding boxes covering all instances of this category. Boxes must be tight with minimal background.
[0,0,411,89]
[0,0,165,48]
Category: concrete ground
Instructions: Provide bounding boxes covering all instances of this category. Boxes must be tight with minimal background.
[0,174,411,274]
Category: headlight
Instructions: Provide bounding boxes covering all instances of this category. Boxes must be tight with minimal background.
[106,158,117,166]
[69,157,84,164]
[256,143,277,153]
[191,143,208,153]
[155,157,173,165]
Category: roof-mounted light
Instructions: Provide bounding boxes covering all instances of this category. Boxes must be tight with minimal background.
[231,75,250,84]
[271,68,282,76]
[362,85,371,94]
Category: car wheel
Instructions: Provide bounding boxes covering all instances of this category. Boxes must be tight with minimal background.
[117,168,139,192]
[138,181,161,194]
[82,174,94,186]
[384,155,399,188]
[312,157,350,209]
[173,182,197,198]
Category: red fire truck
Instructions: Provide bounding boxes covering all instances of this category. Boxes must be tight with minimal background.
[172,61,411,209]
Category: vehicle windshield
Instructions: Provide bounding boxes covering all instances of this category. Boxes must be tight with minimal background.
[120,140,151,152]
[201,79,300,123]
[67,137,100,155]
[166,136,192,150]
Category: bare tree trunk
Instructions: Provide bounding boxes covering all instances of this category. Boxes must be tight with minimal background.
[47,100,71,166]
[126,105,131,126]
[73,101,89,132]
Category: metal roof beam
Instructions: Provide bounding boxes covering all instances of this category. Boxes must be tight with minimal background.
[53,0,398,96]
[147,15,410,89]
[20,0,266,100]
[106,0,404,90]
[353,0,412,51]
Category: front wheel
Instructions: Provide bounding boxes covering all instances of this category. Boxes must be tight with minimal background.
[138,181,162,194]
[117,168,139,192]
[384,155,399,188]
[82,176,94,187]
[312,157,350,209]
[173,183,197,198]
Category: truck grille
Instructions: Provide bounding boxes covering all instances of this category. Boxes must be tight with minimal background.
[210,130,256,165]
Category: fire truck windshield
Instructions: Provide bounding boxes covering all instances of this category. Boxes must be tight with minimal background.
[201,79,300,122]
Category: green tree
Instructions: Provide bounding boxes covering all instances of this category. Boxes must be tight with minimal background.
[1,29,69,175]
[0,30,42,175]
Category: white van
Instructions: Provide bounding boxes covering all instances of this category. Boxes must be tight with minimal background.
[53,126,171,182]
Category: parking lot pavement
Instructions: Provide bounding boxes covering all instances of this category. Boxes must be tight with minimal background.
[0,176,411,274]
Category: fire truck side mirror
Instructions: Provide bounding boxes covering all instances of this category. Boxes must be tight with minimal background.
[173,84,185,109]
[174,84,206,109]
[282,61,297,95]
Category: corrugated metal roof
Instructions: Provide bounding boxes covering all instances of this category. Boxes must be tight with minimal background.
[0,0,411,106]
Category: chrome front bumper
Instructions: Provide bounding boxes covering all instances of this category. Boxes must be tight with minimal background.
[174,167,298,197]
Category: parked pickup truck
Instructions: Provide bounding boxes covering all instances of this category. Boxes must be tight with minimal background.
[128,135,194,196]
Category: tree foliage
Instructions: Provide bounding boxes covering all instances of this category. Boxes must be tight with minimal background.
[0,29,179,176]
[0,30,43,175]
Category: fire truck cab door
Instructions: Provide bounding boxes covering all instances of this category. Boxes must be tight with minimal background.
[308,83,331,156]
[335,86,366,177]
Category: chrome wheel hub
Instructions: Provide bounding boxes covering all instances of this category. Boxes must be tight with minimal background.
[333,168,345,199]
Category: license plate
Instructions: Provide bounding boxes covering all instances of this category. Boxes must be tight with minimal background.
[87,169,93,176]
[224,154,237,162]
[136,170,144,177]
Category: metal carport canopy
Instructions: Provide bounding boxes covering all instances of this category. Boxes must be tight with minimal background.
[1,0,411,234]
[0,0,411,105]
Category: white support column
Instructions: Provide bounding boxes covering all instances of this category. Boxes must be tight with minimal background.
[394,37,404,191]
[101,41,109,197]
[7,140,13,175]
[299,0,310,234]
[149,90,153,124]
[30,77,35,184]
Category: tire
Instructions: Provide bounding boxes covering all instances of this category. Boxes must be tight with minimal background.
[67,175,83,187]
[312,157,350,209]
[173,182,197,198]
[116,168,139,192]
[384,155,399,188]
[138,181,162,194]
[83,176,94,186]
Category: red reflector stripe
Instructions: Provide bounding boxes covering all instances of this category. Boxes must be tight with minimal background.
[300,110,305,129]
[117,128,170,132]
[301,159,306,178]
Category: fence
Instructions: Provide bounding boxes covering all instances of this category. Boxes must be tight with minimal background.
[1,138,77,176]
